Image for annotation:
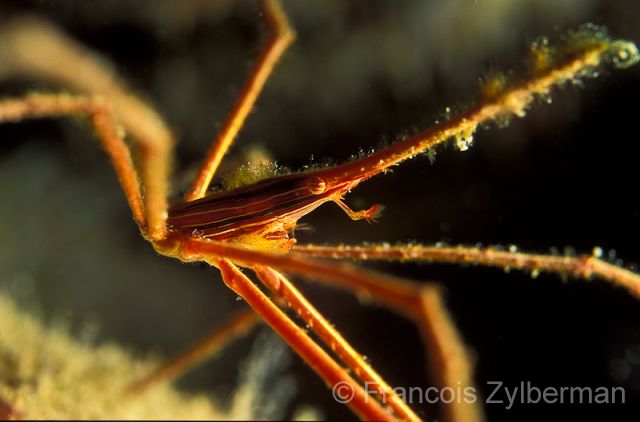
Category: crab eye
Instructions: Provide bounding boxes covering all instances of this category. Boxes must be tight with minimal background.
[307,176,327,194]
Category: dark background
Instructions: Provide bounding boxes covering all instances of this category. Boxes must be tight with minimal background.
[0,0,639,420]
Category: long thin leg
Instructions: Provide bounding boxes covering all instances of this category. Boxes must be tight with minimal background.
[126,254,419,419]
[131,259,416,419]
[215,259,395,421]
[126,308,260,395]
[0,18,173,239]
[291,243,640,298]
[184,239,480,421]
[419,287,484,422]
[253,266,420,421]
[184,238,425,319]
[186,0,295,201]
[0,94,146,229]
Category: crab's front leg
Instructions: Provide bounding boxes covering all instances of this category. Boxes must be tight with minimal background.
[292,243,640,298]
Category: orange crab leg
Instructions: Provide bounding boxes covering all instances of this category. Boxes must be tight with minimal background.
[0,94,146,228]
[126,308,260,395]
[184,239,483,422]
[292,244,640,298]
[0,18,174,240]
[253,265,420,421]
[419,288,484,422]
[215,259,395,421]
[186,0,295,201]
[183,238,425,319]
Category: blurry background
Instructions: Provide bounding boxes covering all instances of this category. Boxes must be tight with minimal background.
[0,0,639,420]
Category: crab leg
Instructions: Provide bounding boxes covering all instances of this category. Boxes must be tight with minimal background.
[0,18,174,239]
[187,0,295,201]
[0,94,146,229]
[292,244,640,298]
[254,265,421,421]
[184,239,484,421]
[215,258,395,421]
[126,308,260,395]
[419,287,484,422]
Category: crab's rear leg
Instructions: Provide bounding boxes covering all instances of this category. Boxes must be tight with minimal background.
[126,308,260,395]
[253,265,420,421]
[184,238,485,422]
[126,263,418,419]
[126,259,419,420]
[215,258,395,421]
[186,0,295,201]
[419,287,483,422]
[128,254,399,419]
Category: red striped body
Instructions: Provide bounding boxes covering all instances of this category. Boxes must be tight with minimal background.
[167,140,398,252]
[168,171,356,250]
